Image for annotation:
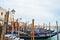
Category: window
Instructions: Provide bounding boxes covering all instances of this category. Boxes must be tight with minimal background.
[1,12,3,16]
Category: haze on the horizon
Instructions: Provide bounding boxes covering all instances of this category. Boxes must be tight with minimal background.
[0,0,60,26]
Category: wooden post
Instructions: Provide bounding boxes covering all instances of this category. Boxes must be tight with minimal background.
[11,21,14,40]
[31,19,34,40]
[46,24,47,29]
[16,19,20,40]
[56,21,59,40]
[18,23,20,40]
[49,22,51,40]
[43,23,45,29]
[1,26,5,40]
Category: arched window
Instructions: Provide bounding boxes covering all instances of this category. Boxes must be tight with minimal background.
[1,12,3,16]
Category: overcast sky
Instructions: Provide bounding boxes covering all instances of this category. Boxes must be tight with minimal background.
[0,0,60,25]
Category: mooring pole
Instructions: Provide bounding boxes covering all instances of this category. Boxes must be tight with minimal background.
[1,26,5,40]
[18,26,20,39]
[43,23,45,29]
[11,21,14,40]
[46,24,47,30]
[31,19,34,40]
[49,22,51,40]
[56,21,59,40]
[17,19,20,40]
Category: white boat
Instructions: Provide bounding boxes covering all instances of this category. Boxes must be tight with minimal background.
[5,34,24,40]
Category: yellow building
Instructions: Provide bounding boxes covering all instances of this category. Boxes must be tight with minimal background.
[0,7,14,25]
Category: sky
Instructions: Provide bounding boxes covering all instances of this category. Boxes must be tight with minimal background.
[0,0,60,26]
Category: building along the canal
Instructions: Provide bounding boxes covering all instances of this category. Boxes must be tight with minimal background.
[0,7,14,40]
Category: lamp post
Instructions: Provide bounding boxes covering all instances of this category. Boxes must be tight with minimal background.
[11,9,15,40]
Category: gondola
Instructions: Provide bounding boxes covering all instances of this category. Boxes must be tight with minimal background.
[5,28,58,40]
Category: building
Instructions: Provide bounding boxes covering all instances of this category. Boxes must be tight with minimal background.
[8,13,14,25]
[0,7,14,26]
[19,21,27,31]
